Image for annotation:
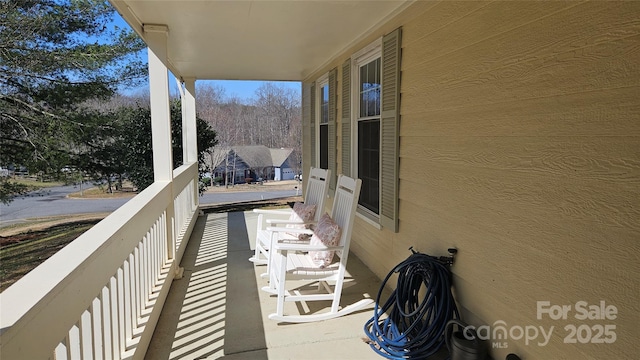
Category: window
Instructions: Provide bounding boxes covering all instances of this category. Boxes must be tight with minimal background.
[302,30,400,229]
[346,28,401,231]
[318,80,329,170]
[358,118,380,213]
[359,58,381,118]
[307,69,337,192]
[354,49,382,216]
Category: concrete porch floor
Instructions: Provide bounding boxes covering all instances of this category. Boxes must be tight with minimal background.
[145,210,392,360]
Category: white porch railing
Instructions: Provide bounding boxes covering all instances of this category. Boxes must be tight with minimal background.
[0,162,200,360]
[173,163,199,258]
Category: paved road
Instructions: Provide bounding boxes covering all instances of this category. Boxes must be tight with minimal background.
[199,189,298,205]
[0,184,126,227]
[0,185,298,227]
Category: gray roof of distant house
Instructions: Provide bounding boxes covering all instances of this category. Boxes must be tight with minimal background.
[270,148,293,167]
[216,145,293,168]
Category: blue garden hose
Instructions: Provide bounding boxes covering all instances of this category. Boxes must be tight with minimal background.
[364,249,459,359]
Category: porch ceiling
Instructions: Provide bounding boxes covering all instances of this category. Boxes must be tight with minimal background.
[110,0,411,81]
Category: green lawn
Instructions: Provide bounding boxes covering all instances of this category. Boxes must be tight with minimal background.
[8,177,65,188]
[0,220,99,292]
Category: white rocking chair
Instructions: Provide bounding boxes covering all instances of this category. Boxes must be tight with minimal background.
[262,175,373,323]
[249,167,330,269]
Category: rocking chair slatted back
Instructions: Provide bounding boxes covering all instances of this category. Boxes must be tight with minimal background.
[250,167,330,266]
[330,175,360,260]
[304,167,331,222]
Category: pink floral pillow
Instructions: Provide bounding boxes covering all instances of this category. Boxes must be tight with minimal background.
[309,213,342,268]
[285,202,316,240]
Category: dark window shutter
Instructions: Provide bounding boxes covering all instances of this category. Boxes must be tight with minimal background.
[341,58,351,177]
[310,82,316,168]
[380,27,401,232]
[328,68,338,191]
[302,81,316,169]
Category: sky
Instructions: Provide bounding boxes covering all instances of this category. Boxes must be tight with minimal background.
[158,74,301,105]
[194,80,301,103]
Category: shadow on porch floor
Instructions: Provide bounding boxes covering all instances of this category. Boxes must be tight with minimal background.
[145,210,392,359]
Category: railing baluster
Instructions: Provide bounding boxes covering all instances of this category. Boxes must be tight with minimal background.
[161,212,168,266]
[155,218,161,276]
[54,339,68,360]
[80,310,93,359]
[149,228,156,290]
[91,298,103,360]
[152,225,159,286]
[100,286,112,360]
[132,252,140,332]
[142,234,150,304]
[149,231,155,297]
[139,238,145,309]
[133,245,141,323]
[68,323,81,359]
[113,273,124,359]
[122,260,133,348]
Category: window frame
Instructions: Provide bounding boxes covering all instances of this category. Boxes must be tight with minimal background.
[351,39,382,220]
[315,73,329,170]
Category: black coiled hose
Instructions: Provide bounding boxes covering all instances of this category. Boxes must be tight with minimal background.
[364,250,459,359]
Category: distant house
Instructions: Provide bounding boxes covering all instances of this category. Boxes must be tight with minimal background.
[211,145,295,184]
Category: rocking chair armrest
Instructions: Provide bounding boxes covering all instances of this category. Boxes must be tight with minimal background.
[253,208,293,215]
[272,242,344,252]
[265,226,314,235]
[266,218,317,226]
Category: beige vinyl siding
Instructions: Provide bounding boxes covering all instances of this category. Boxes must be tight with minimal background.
[303,1,639,359]
[398,1,637,359]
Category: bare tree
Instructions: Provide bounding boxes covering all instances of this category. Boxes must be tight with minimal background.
[196,83,226,124]
[252,83,300,149]
[207,145,230,185]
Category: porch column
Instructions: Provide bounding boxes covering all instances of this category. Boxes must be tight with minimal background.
[182,77,198,164]
[181,77,200,208]
[145,25,176,260]
[145,25,173,182]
